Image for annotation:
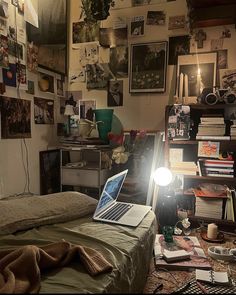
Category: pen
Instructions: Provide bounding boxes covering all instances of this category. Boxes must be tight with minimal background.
[196,281,209,294]
[172,281,191,294]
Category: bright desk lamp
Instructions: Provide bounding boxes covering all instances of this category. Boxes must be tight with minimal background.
[152,167,173,210]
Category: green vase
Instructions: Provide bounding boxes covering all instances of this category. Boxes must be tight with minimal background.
[94,109,114,143]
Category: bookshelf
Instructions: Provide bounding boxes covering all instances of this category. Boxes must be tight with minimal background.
[164,104,236,231]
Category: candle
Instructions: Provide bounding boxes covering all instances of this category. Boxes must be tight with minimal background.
[179,73,184,102]
[184,74,188,103]
[207,223,218,240]
[196,68,201,97]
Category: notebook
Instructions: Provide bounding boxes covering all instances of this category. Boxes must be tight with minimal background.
[196,269,229,285]
[93,169,151,227]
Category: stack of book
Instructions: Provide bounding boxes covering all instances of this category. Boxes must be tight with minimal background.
[197,158,235,178]
[230,125,236,140]
[195,197,224,219]
[170,161,198,175]
[224,189,236,221]
[196,115,229,140]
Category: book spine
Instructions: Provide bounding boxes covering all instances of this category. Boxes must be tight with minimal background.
[206,173,234,178]
[205,167,234,172]
[196,136,230,140]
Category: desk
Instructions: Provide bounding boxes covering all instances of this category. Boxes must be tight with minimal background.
[143,230,236,294]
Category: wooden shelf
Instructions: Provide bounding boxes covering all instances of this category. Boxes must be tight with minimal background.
[187,0,236,29]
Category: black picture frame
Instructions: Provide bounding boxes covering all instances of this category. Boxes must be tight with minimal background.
[129,41,168,93]
[26,0,68,75]
[39,149,61,195]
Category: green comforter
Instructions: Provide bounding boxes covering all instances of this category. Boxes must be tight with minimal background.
[0,211,157,293]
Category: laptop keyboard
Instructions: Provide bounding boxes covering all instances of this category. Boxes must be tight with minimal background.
[99,203,133,221]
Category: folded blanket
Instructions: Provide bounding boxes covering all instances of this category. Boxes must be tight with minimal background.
[0,240,113,293]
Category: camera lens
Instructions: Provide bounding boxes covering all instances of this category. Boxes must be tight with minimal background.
[205,93,218,105]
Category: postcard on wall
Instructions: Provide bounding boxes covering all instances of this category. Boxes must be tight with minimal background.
[130,16,145,37]
[79,100,96,121]
[0,35,9,68]
[2,63,16,87]
[99,27,128,47]
[17,63,27,90]
[38,71,54,93]
[146,11,166,25]
[219,68,236,89]
[1,96,31,139]
[69,68,86,83]
[56,79,64,97]
[0,0,8,18]
[24,0,39,28]
[34,97,54,124]
[109,45,128,78]
[86,63,113,90]
[16,13,26,43]
[111,0,131,9]
[169,148,183,163]
[217,49,228,69]
[27,41,38,72]
[168,15,186,30]
[79,42,99,65]
[198,141,220,158]
[0,17,7,36]
[73,21,99,44]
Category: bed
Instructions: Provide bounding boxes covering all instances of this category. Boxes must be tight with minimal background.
[0,191,157,293]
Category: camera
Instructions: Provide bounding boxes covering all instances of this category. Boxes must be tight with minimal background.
[200,87,236,105]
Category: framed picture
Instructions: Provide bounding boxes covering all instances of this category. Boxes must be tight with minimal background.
[26,0,67,75]
[34,97,54,124]
[0,96,31,138]
[129,41,168,93]
[176,52,217,100]
[39,149,61,195]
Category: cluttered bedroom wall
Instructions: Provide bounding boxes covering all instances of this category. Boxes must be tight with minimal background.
[0,0,67,197]
[69,0,236,131]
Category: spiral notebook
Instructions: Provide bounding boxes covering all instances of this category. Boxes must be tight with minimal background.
[173,277,236,294]
[196,269,229,285]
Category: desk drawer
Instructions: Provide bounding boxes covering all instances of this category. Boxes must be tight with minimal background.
[61,168,109,187]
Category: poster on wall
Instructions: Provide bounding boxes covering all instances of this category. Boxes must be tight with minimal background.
[1,96,31,139]
[129,41,167,93]
[130,16,145,37]
[109,45,128,78]
[26,0,67,74]
[34,97,54,124]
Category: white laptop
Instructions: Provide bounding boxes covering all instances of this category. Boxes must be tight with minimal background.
[93,169,151,227]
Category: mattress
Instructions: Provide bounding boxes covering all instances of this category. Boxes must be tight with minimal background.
[0,200,157,293]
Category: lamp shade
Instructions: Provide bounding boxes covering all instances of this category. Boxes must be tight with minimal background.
[152,167,172,187]
[64,104,75,116]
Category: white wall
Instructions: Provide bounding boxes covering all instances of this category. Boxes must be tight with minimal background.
[69,0,236,131]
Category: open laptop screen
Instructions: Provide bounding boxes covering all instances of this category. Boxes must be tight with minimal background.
[94,170,128,216]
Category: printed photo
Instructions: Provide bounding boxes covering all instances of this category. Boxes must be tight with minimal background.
[168,15,186,30]
[217,49,228,69]
[86,63,114,90]
[1,96,31,138]
[34,97,54,124]
[130,16,145,36]
[2,63,17,87]
[79,100,96,121]
[27,41,38,72]
[108,80,123,107]
[99,27,128,47]
[109,45,128,78]
[146,11,165,25]
[57,79,64,96]
[73,21,99,44]
[168,35,190,65]
[38,72,54,93]
[0,35,9,68]
[219,69,236,89]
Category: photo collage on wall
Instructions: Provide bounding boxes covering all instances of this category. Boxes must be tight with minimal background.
[0,0,67,139]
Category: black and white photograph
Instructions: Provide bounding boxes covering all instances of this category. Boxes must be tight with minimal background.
[130,41,167,93]
[132,0,164,6]
[73,21,100,44]
[26,0,67,74]
[86,63,114,90]
[168,35,190,65]
[1,96,31,139]
[99,27,128,47]
[109,46,128,78]
[168,15,186,30]
[217,49,228,69]
[219,69,236,89]
[130,16,145,36]
[176,52,217,99]
[79,100,96,120]
[34,97,54,124]
[146,11,166,25]
[108,80,123,107]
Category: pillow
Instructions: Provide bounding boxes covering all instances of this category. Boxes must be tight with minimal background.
[0,191,98,235]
